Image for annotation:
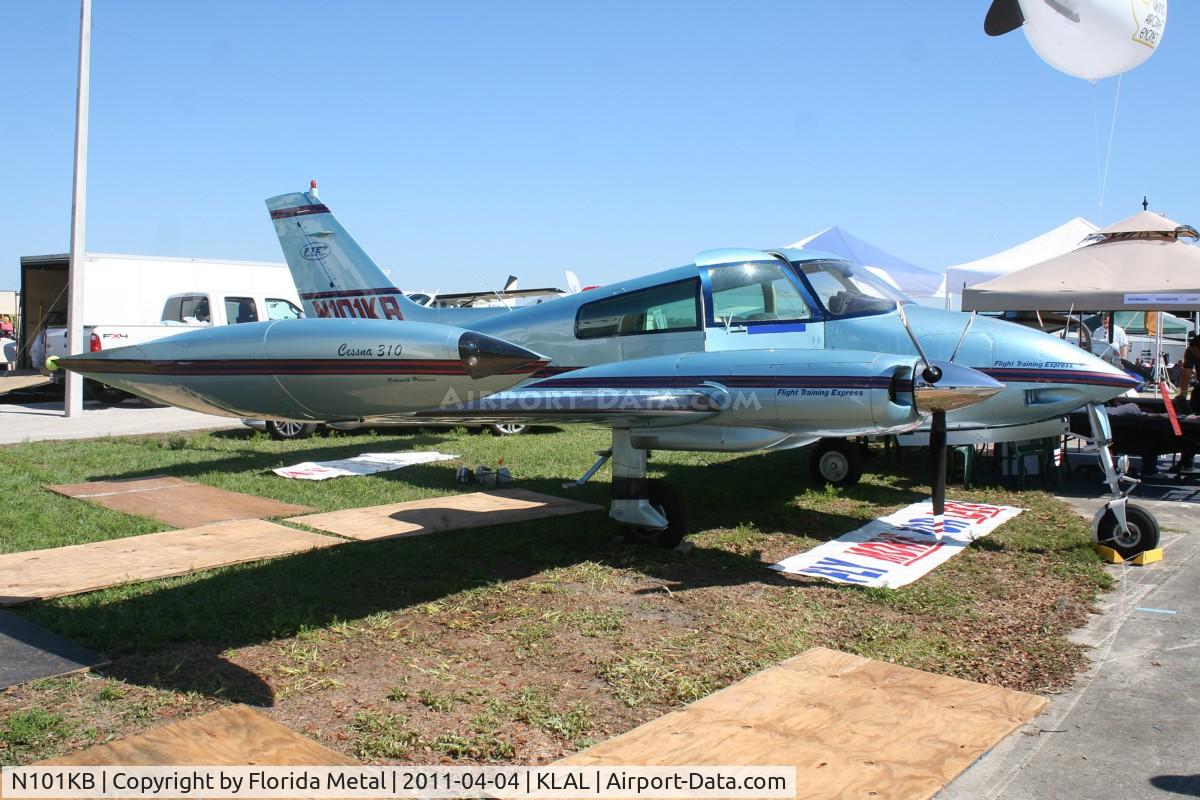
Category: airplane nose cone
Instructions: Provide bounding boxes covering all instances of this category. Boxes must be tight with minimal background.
[1074,350,1142,400]
[457,331,548,379]
[913,360,1005,414]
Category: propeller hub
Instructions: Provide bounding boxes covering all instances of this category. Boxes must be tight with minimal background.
[912,360,1004,415]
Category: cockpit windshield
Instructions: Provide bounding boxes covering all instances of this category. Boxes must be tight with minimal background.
[790,259,911,318]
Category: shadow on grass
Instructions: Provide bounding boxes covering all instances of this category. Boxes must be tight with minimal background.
[98,427,562,497]
[17,442,945,703]
[102,644,275,707]
[99,432,460,482]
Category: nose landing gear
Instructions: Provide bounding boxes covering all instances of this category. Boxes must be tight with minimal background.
[1084,403,1161,558]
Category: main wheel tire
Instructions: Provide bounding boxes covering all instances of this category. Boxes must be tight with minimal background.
[266,420,319,441]
[86,380,130,406]
[809,438,864,487]
[1097,504,1161,559]
[621,479,688,549]
[488,422,528,436]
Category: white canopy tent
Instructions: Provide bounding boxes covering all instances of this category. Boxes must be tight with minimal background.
[787,226,944,300]
[962,212,1200,312]
[937,217,1098,310]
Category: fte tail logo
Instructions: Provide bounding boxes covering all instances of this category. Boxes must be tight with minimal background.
[301,243,331,261]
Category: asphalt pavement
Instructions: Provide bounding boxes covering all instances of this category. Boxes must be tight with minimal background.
[939,488,1199,800]
[0,400,240,445]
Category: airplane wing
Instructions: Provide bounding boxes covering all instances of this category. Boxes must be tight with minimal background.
[417,385,729,428]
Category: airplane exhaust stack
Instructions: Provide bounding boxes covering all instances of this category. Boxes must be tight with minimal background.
[457,331,549,379]
[913,361,1005,415]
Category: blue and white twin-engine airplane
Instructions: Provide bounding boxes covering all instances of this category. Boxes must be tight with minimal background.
[60,186,1149,553]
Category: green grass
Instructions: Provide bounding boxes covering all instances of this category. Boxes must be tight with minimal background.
[0,425,1115,764]
[1,710,74,757]
[2,427,1107,661]
[348,712,421,760]
[0,426,608,553]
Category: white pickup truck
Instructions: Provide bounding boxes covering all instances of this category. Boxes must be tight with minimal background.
[42,291,304,403]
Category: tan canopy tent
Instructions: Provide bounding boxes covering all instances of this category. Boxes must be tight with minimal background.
[962,211,1200,312]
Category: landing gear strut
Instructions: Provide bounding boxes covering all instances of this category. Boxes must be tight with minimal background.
[563,428,688,549]
[1083,403,1161,558]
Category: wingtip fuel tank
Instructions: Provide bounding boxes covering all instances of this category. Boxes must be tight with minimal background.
[58,318,549,421]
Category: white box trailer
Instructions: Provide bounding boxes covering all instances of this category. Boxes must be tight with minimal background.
[18,252,299,368]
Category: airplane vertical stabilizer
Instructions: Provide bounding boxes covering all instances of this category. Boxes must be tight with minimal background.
[266,189,435,322]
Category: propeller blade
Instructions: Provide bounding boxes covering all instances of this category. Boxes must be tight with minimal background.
[895,302,942,383]
[930,410,947,539]
[985,0,1024,36]
[948,312,976,363]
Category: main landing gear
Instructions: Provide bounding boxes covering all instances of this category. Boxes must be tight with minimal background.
[562,428,688,549]
[1082,403,1161,559]
[809,438,864,487]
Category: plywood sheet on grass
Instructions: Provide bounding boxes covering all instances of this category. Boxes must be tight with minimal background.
[558,647,1047,800]
[0,610,107,690]
[0,520,340,606]
[288,488,603,541]
[38,705,357,765]
[47,476,314,528]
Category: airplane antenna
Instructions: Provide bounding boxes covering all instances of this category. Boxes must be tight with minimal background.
[1142,195,1149,211]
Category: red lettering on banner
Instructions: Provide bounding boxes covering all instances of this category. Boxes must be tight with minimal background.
[943,501,1003,523]
[847,532,935,565]
[314,301,333,318]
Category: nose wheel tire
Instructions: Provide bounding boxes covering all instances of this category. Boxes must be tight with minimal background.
[810,438,864,487]
[266,420,319,441]
[1096,504,1160,559]
[488,422,528,436]
[621,479,688,549]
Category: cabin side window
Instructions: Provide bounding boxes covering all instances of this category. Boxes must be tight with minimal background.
[575,279,701,339]
[709,262,812,325]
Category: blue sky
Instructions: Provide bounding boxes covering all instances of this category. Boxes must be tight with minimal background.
[1,1,1196,293]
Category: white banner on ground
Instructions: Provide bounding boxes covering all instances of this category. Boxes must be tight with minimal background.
[274,452,458,480]
[770,500,1023,588]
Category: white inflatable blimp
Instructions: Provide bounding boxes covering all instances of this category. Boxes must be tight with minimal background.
[986,0,1167,81]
